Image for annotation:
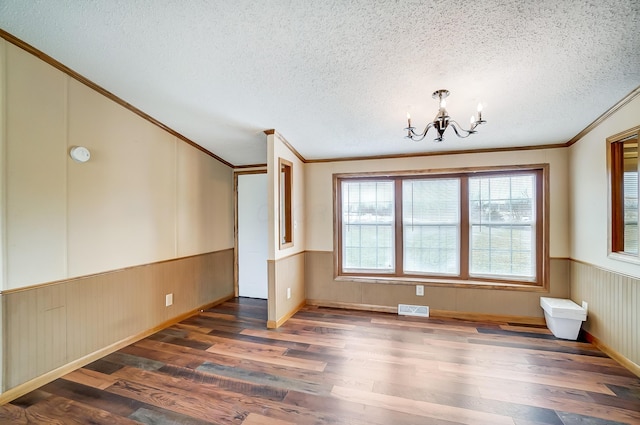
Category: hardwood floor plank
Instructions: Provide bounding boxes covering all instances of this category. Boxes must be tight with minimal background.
[330,385,516,425]
[556,411,630,425]
[205,344,327,372]
[479,384,640,424]
[102,351,165,371]
[196,361,331,396]
[128,406,217,425]
[0,402,29,424]
[371,380,563,425]
[204,334,288,356]
[135,338,372,391]
[283,389,462,425]
[241,328,346,348]
[284,317,357,331]
[158,363,289,401]
[500,324,553,334]
[436,361,616,395]
[82,358,125,375]
[173,322,215,334]
[467,336,609,357]
[110,363,366,425]
[242,412,296,425]
[7,297,639,425]
[10,389,52,408]
[106,379,246,425]
[209,328,311,350]
[371,317,480,334]
[25,395,140,425]
[61,368,118,390]
[40,379,144,418]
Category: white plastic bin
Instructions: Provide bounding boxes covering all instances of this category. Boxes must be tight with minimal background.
[540,297,587,340]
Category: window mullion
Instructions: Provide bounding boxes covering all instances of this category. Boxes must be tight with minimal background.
[395,178,403,275]
[460,176,469,279]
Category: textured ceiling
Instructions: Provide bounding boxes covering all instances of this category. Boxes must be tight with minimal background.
[1,0,639,166]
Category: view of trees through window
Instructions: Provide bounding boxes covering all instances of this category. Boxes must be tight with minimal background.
[338,168,543,285]
[469,175,535,278]
[342,181,394,271]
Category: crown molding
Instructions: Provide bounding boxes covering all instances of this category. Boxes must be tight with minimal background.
[565,85,640,147]
[0,29,234,169]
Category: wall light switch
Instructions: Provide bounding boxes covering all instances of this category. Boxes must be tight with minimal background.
[287,288,291,299]
[416,285,424,296]
[165,293,173,307]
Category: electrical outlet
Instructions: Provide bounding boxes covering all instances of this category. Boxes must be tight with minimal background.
[287,288,291,299]
[416,285,424,296]
[582,301,588,313]
[165,293,173,307]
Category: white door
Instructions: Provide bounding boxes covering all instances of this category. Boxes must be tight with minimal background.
[238,173,268,298]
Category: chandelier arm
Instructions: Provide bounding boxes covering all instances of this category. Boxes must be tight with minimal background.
[448,120,476,139]
[406,122,435,141]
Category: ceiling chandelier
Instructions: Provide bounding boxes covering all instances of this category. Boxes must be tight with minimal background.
[405,89,486,142]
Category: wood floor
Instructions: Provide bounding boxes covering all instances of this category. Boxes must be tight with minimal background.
[2,298,639,425]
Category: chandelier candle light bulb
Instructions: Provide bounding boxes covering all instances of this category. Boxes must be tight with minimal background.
[404,89,486,142]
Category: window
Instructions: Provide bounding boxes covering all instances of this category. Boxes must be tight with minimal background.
[609,126,640,258]
[336,166,547,287]
[342,180,394,272]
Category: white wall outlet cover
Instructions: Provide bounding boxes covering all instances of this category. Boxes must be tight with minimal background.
[287,288,291,299]
[165,293,173,307]
[416,285,424,296]
[70,146,91,163]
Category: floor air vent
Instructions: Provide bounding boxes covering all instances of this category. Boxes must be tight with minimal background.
[398,304,430,317]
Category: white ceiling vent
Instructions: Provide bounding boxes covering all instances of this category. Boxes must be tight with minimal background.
[398,304,430,318]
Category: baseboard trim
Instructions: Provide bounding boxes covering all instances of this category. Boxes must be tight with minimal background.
[583,330,640,378]
[305,299,545,325]
[0,293,234,405]
[267,300,306,329]
[306,299,397,314]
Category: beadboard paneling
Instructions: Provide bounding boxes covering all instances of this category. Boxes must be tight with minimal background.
[3,249,233,391]
[268,252,305,326]
[305,251,570,318]
[570,260,639,368]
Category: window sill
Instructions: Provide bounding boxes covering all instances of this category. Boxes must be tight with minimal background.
[335,275,547,292]
[608,251,640,265]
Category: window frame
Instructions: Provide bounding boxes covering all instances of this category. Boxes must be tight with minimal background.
[279,158,294,249]
[333,164,549,289]
[608,125,640,263]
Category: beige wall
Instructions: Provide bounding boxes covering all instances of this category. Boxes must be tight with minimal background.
[304,148,570,317]
[0,40,235,393]
[5,41,68,287]
[1,41,234,290]
[569,95,640,274]
[569,93,640,369]
[66,78,177,277]
[266,133,306,325]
